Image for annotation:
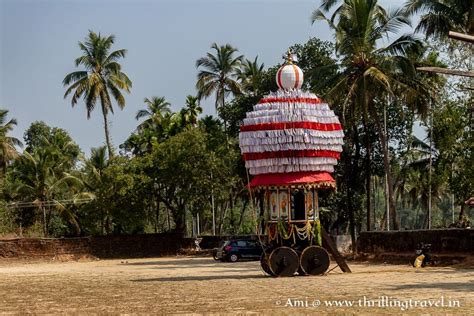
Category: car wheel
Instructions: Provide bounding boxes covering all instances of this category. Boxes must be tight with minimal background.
[228,253,239,262]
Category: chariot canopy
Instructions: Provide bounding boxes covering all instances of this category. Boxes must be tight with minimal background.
[238,51,349,276]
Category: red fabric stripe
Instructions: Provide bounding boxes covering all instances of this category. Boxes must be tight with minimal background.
[276,67,283,89]
[243,150,340,161]
[249,171,335,187]
[292,65,300,89]
[240,121,342,132]
[258,97,323,104]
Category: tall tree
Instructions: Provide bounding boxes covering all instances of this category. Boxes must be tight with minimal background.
[63,31,132,158]
[135,96,171,130]
[12,124,84,236]
[236,56,265,96]
[313,0,427,230]
[182,95,203,127]
[404,0,474,38]
[0,109,22,174]
[196,43,243,132]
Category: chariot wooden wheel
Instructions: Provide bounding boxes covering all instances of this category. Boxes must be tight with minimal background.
[260,252,274,276]
[268,246,299,277]
[299,246,330,276]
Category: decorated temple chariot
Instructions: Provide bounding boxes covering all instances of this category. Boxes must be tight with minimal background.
[239,51,344,277]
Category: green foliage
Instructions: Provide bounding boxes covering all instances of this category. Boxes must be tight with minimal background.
[24,121,81,170]
[143,128,241,234]
[182,95,203,126]
[4,122,85,236]
[432,98,473,209]
[2,5,472,238]
[0,109,22,173]
[135,96,171,131]
[79,156,151,235]
[196,43,243,111]
[288,38,338,95]
[236,56,265,96]
[404,0,474,38]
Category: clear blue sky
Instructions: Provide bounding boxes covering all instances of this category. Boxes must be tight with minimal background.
[1,0,410,154]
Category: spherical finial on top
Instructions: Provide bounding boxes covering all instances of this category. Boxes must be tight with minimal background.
[276,50,304,90]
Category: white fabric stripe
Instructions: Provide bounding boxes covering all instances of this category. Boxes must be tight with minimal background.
[240,143,342,153]
[249,164,334,175]
[246,108,335,118]
[239,129,344,139]
[239,135,344,146]
[254,102,331,112]
[245,157,338,168]
[263,90,320,99]
[239,89,344,176]
[243,114,339,125]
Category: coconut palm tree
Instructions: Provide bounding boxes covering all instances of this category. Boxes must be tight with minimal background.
[404,0,474,38]
[196,43,243,131]
[135,96,171,130]
[396,136,448,228]
[313,0,428,230]
[236,56,265,96]
[84,146,108,187]
[182,95,203,127]
[63,31,132,158]
[0,109,22,174]
[13,149,84,236]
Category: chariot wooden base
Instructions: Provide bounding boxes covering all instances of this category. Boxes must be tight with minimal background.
[260,245,330,277]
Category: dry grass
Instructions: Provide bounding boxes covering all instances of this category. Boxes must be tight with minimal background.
[0,256,472,314]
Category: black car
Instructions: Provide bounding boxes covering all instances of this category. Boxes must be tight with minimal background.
[214,239,263,262]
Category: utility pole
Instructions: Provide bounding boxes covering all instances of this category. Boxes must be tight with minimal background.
[211,169,216,236]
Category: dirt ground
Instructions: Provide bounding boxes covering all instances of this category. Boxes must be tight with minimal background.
[0,256,472,315]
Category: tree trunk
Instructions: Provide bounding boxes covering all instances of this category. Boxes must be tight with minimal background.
[219,85,230,147]
[229,191,235,233]
[363,121,372,232]
[45,205,53,236]
[361,84,372,232]
[102,107,114,158]
[155,201,160,233]
[41,204,47,237]
[371,106,399,230]
[105,213,111,234]
[218,201,229,235]
[344,122,360,254]
[349,123,361,254]
[101,210,105,235]
[167,208,171,231]
[459,203,465,220]
[258,191,265,235]
[237,198,249,233]
[172,204,186,235]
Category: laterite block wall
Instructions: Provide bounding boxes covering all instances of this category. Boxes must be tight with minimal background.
[358,229,474,254]
[0,233,194,259]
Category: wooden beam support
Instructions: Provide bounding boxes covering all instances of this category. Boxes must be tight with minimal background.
[448,31,474,43]
[321,225,352,273]
[417,67,474,78]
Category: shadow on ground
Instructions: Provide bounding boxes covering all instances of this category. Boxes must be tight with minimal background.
[124,258,216,266]
[390,280,474,292]
[131,274,267,282]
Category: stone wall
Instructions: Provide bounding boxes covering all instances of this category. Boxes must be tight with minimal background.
[358,229,474,254]
[0,233,195,260]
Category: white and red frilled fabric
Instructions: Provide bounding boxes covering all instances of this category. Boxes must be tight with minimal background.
[238,62,344,187]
